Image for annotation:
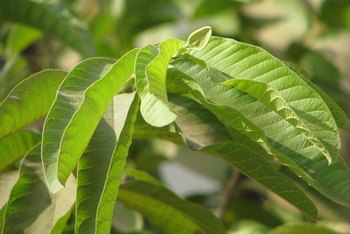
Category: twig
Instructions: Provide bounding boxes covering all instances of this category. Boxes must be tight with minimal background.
[217,169,240,219]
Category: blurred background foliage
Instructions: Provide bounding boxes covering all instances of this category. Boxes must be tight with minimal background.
[0,0,350,233]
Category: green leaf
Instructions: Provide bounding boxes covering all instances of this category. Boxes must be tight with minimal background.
[4,24,42,57]
[168,94,318,221]
[123,168,163,186]
[133,113,184,145]
[0,69,67,138]
[135,39,183,127]
[269,222,337,234]
[2,146,76,234]
[302,78,350,132]
[118,180,225,234]
[190,37,340,154]
[0,24,42,80]
[168,60,317,182]
[184,26,212,50]
[75,93,139,234]
[171,38,350,207]
[42,49,137,193]
[133,94,317,220]
[0,130,40,171]
[222,78,333,163]
[284,61,350,132]
[0,0,95,57]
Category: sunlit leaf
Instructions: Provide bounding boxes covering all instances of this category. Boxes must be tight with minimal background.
[222,78,333,163]
[0,69,67,138]
[169,38,350,207]
[190,37,340,153]
[184,26,212,50]
[135,39,183,127]
[42,49,137,193]
[168,94,318,221]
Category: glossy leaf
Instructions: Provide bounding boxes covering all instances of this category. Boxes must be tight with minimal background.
[1,146,75,234]
[135,39,183,127]
[42,49,137,193]
[0,0,95,57]
[0,69,67,138]
[0,130,40,171]
[118,180,225,234]
[75,93,139,233]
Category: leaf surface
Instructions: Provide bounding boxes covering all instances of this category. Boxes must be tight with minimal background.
[75,93,139,234]
[168,94,318,221]
[222,78,333,163]
[42,50,137,193]
[1,146,75,234]
[0,69,67,138]
[170,39,350,207]
[135,39,183,127]
[0,130,40,171]
[190,37,340,154]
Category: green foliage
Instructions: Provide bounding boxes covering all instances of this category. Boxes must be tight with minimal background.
[1,1,350,233]
[0,0,95,57]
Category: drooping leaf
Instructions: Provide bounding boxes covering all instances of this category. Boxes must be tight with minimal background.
[2,146,76,234]
[118,180,225,234]
[0,130,40,171]
[0,69,67,138]
[0,0,95,57]
[168,60,317,184]
[168,94,318,221]
[135,39,183,127]
[132,94,317,220]
[75,93,139,234]
[42,49,137,193]
[170,39,350,207]
[189,37,340,154]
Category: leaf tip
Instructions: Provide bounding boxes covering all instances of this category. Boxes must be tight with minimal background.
[185,26,212,51]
